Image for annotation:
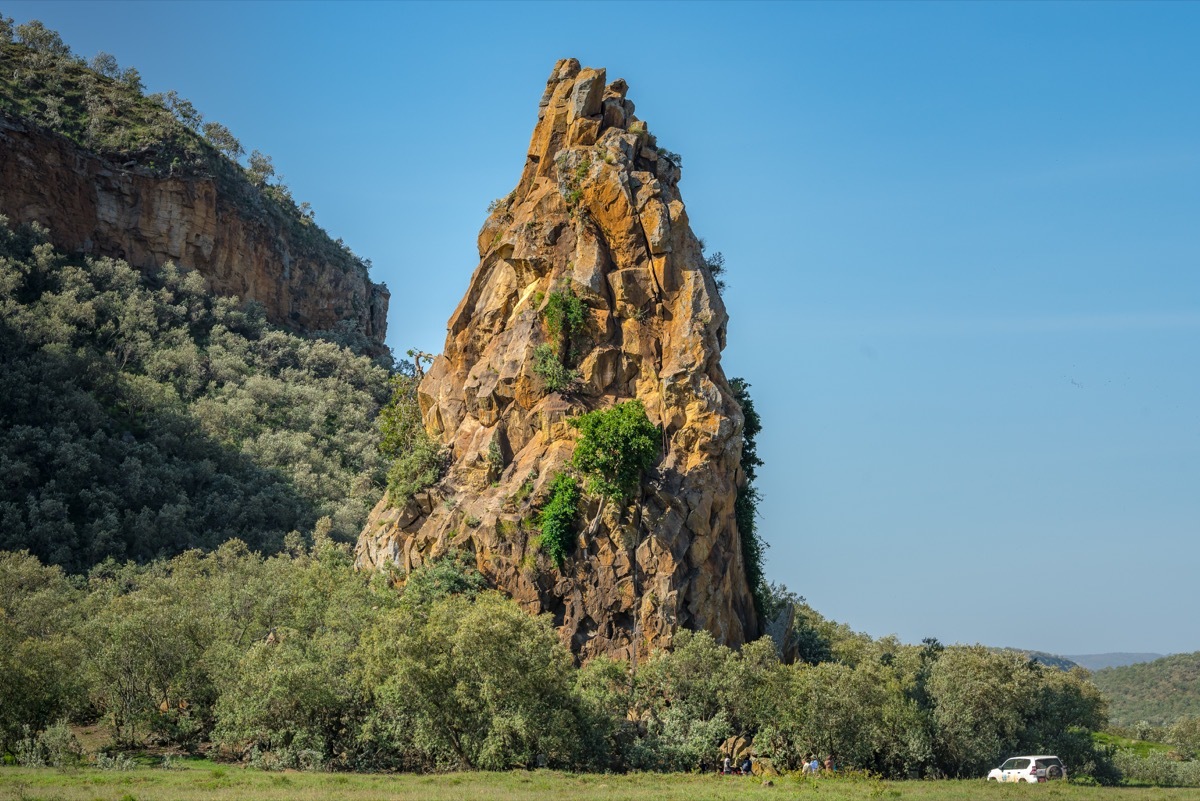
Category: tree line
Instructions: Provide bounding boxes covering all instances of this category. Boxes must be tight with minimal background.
[2,540,1116,779]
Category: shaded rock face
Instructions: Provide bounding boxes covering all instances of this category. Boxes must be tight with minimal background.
[356,59,757,661]
[0,114,389,351]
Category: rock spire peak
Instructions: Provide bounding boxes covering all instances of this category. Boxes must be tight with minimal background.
[357,61,757,661]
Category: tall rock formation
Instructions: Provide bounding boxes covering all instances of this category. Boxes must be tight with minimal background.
[0,113,389,351]
[356,60,757,660]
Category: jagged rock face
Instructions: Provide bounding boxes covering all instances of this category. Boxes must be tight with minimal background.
[357,59,757,661]
[0,114,389,351]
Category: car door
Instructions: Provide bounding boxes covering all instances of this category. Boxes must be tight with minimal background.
[998,758,1018,781]
[1006,758,1030,781]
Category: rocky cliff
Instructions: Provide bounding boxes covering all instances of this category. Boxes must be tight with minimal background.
[0,113,389,351]
[356,60,758,661]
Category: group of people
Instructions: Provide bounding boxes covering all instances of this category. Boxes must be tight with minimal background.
[800,753,836,775]
[719,755,754,776]
[715,751,836,777]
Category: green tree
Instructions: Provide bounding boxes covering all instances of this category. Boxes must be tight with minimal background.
[570,400,660,501]
[630,630,738,771]
[539,473,580,567]
[926,646,1034,776]
[15,20,70,55]
[89,51,120,79]
[397,551,488,613]
[730,377,768,618]
[359,591,583,770]
[247,149,275,186]
[0,552,85,753]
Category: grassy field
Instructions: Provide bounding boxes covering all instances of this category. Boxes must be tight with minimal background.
[3,765,1200,801]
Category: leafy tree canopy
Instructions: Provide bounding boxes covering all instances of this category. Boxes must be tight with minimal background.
[570,400,660,502]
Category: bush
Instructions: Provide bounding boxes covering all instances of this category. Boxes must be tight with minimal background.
[533,343,578,392]
[1113,748,1195,786]
[14,721,82,767]
[730,378,768,618]
[570,400,660,501]
[385,432,446,507]
[399,551,487,612]
[359,592,584,770]
[94,751,137,771]
[543,286,587,345]
[539,474,580,567]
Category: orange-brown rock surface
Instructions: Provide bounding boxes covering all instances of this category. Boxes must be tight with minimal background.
[0,113,388,350]
[356,59,757,661]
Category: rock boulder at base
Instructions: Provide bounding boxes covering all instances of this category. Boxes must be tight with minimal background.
[356,59,758,661]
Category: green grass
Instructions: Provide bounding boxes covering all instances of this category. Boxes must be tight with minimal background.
[1094,732,1174,759]
[2,765,1199,801]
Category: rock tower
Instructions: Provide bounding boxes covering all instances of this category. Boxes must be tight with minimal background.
[356,59,758,660]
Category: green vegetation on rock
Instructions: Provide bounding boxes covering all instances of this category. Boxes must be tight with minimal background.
[532,343,579,393]
[570,400,660,502]
[542,284,587,350]
[730,377,768,619]
[533,284,588,393]
[538,474,580,567]
[377,371,447,507]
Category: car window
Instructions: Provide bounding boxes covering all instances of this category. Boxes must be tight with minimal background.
[1000,759,1019,769]
[1037,758,1062,768]
[1013,759,1031,769]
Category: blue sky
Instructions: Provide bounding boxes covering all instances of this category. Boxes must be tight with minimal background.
[7,1,1198,656]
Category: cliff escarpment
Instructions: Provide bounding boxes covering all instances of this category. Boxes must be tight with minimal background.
[0,112,389,352]
[357,59,758,661]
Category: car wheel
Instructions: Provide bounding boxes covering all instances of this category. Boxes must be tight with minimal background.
[1046,765,1063,780]
[987,777,997,782]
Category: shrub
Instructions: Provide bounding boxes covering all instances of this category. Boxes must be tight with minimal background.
[570,400,660,501]
[14,721,82,767]
[385,432,446,507]
[94,751,137,771]
[731,378,768,618]
[539,474,580,567]
[399,551,487,612]
[543,285,587,344]
[359,592,583,770]
[533,344,578,392]
[656,147,683,167]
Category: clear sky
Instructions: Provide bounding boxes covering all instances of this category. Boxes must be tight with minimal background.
[6,1,1198,656]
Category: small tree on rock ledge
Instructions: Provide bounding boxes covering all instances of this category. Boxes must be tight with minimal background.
[570,400,660,502]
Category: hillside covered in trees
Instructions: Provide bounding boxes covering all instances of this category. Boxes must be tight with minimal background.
[1091,653,1200,726]
[0,17,388,352]
[0,219,393,570]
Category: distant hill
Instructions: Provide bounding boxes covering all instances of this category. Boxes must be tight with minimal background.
[1026,651,1081,671]
[995,648,1080,671]
[1065,653,1165,672]
[1090,652,1200,725]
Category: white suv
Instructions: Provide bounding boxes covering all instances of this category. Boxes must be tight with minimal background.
[986,755,1067,783]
